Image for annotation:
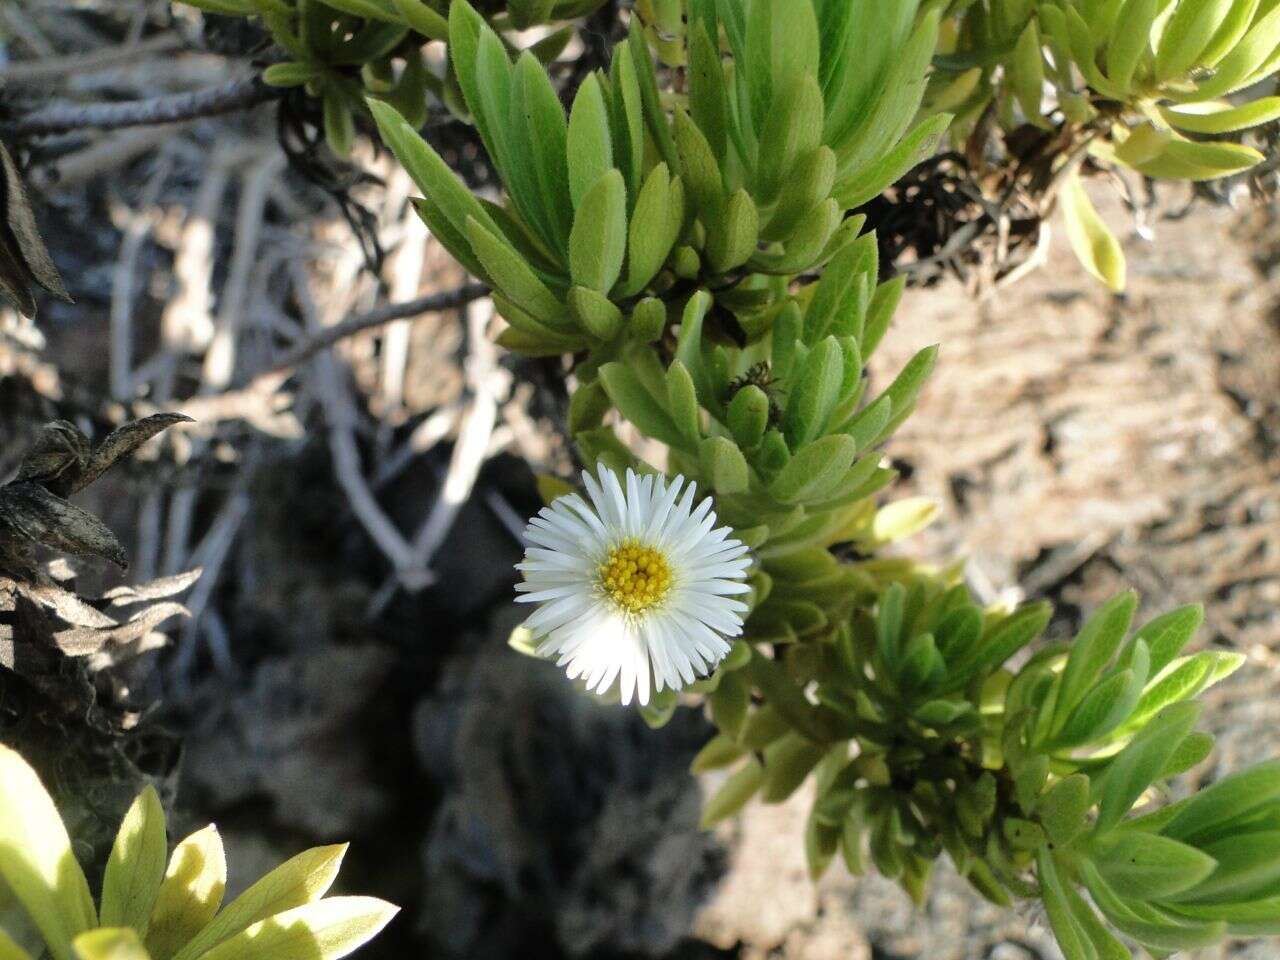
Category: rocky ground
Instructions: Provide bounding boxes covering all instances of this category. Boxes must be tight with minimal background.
[4,8,1280,958]
[694,192,1280,960]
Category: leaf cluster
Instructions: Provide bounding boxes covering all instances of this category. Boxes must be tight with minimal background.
[175,0,604,155]
[0,745,397,960]
[937,0,1280,288]
[0,416,193,574]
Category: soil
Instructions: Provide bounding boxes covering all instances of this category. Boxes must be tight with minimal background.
[3,10,1280,959]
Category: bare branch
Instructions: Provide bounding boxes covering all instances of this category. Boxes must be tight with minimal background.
[0,35,184,84]
[253,282,490,380]
[0,75,282,138]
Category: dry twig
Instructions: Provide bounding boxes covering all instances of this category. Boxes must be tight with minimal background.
[0,75,281,137]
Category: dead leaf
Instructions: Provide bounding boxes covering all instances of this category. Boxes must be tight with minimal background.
[54,601,188,656]
[102,568,203,607]
[0,140,71,317]
[0,481,127,568]
[16,419,89,492]
[72,412,194,493]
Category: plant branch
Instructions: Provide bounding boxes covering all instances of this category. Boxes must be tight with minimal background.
[0,75,283,138]
[254,282,490,379]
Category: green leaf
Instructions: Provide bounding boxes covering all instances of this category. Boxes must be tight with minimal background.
[862,275,904,359]
[782,337,844,448]
[1162,730,1215,779]
[666,360,702,446]
[100,787,168,935]
[876,581,906,669]
[192,897,397,960]
[369,101,499,267]
[566,74,614,210]
[0,930,32,960]
[756,75,824,206]
[1137,604,1204,677]
[948,600,1052,685]
[699,437,750,494]
[567,286,623,340]
[761,734,827,803]
[1122,650,1243,736]
[1106,0,1159,92]
[843,394,892,453]
[692,733,746,773]
[0,745,96,960]
[1054,666,1142,748]
[675,290,713,403]
[1156,0,1236,81]
[765,147,838,243]
[1081,861,1227,950]
[805,813,841,882]
[390,0,449,39]
[607,41,646,200]
[262,63,321,87]
[1167,830,1280,905]
[1190,3,1280,97]
[465,218,564,325]
[833,112,952,210]
[1010,20,1046,121]
[1130,138,1264,181]
[622,164,679,295]
[866,497,938,547]
[628,297,667,343]
[512,53,572,251]
[768,434,859,504]
[170,846,349,960]
[1163,97,1280,133]
[672,108,725,213]
[1095,701,1202,834]
[598,361,686,450]
[569,170,628,293]
[72,930,150,960]
[1040,774,1093,846]
[1051,591,1139,735]
[145,826,226,960]
[1161,759,1280,845]
[880,345,938,438]
[1063,878,1133,960]
[1060,171,1125,292]
[626,20,679,169]
[1091,832,1217,898]
[802,233,873,344]
[728,385,770,449]
[687,20,729,159]
[706,189,760,274]
[700,759,765,827]
[709,669,750,739]
[831,9,939,174]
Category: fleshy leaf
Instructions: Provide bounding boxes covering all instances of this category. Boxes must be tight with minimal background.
[100,787,168,935]
[145,826,227,960]
[189,897,398,960]
[170,846,348,960]
[0,746,97,960]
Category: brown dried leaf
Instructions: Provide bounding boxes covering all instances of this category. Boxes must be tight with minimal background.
[16,420,90,493]
[72,413,194,493]
[0,232,37,318]
[0,481,127,568]
[54,601,188,657]
[20,579,118,629]
[102,568,202,607]
[0,141,71,310]
[86,630,171,672]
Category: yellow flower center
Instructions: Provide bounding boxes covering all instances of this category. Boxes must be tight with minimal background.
[598,538,672,613]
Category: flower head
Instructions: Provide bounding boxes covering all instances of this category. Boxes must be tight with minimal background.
[516,466,752,705]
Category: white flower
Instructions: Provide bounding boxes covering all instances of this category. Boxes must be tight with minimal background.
[516,465,752,706]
